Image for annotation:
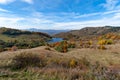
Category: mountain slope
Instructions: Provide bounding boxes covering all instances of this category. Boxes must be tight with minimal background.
[54,26,120,39]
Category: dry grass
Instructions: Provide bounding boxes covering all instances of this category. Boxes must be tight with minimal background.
[64,43,120,66]
[0,44,120,80]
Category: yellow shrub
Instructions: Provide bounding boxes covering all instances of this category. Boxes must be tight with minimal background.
[98,39,106,45]
[106,39,113,45]
[88,40,92,45]
[98,39,113,45]
[70,59,77,68]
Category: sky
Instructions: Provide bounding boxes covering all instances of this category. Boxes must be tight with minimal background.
[0,0,120,30]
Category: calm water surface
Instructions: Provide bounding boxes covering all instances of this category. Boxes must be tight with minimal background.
[48,38,63,43]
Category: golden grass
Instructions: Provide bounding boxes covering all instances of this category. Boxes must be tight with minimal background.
[66,44,120,66]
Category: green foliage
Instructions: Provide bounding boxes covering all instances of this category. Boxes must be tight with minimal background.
[1,27,31,36]
[0,39,46,52]
[0,27,51,52]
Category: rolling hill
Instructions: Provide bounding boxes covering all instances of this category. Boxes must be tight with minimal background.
[54,26,120,40]
[0,27,52,50]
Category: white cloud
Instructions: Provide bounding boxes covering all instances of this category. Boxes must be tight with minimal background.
[101,0,119,10]
[74,12,101,18]
[52,18,120,30]
[0,17,24,23]
[0,13,25,29]
[0,8,10,12]
[58,10,120,21]
[22,0,33,4]
[0,0,34,4]
[0,0,15,4]
[0,9,120,30]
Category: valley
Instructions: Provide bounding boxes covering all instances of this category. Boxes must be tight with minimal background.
[0,26,120,80]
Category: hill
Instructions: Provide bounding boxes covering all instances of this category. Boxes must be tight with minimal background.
[26,28,70,35]
[54,26,120,40]
[0,27,51,51]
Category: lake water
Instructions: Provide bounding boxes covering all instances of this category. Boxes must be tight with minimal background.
[48,38,63,43]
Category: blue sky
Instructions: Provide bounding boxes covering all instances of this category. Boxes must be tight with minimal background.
[0,0,120,29]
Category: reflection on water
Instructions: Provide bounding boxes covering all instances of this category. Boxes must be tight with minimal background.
[48,38,63,43]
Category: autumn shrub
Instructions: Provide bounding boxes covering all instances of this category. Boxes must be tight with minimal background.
[48,40,76,52]
[105,39,113,44]
[69,59,78,68]
[12,52,45,70]
[88,40,92,45]
[55,41,68,53]
[105,33,119,40]
[98,39,106,45]
[98,39,113,45]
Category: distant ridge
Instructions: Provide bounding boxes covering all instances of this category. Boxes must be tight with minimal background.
[26,28,70,35]
[0,27,51,38]
[53,26,120,39]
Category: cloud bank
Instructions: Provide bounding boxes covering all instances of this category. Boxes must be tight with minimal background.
[0,0,120,29]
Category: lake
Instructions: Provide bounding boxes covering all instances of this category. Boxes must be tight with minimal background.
[48,38,63,43]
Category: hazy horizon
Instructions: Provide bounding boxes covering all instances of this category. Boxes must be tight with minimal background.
[0,0,120,30]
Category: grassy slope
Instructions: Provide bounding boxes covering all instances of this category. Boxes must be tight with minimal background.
[0,27,52,50]
[0,27,51,42]
[54,26,120,40]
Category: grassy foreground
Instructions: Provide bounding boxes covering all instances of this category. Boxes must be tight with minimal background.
[0,45,120,80]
